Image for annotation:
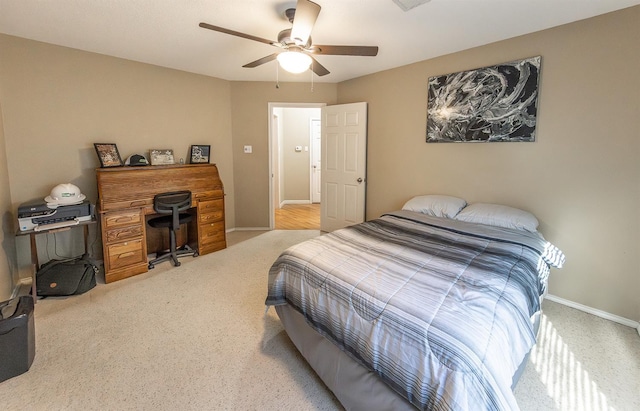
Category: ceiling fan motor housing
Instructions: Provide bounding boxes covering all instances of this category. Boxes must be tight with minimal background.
[278,28,311,48]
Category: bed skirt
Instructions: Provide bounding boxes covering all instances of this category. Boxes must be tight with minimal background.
[276,304,417,411]
[275,304,541,411]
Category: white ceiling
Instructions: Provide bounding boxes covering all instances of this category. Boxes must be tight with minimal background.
[1,0,638,83]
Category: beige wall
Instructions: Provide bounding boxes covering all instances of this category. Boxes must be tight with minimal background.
[0,34,235,282]
[337,7,640,321]
[0,100,17,301]
[0,35,234,213]
[230,82,337,228]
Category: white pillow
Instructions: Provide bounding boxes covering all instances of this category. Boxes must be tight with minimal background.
[454,203,539,232]
[402,195,467,218]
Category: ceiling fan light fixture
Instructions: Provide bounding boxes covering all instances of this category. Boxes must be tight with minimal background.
[277,51,312,74]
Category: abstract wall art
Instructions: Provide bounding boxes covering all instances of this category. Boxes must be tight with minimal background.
[426,56,541,143]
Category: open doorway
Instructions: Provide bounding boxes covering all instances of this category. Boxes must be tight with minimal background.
[268,103,324,230]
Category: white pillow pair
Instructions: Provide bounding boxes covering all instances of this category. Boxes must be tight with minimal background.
[402,195,539,232]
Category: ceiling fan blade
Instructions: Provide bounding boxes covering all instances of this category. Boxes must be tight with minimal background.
[308,55,330,76]
[199,22,277,46]
[242,53,279,68]
[290,0,321,46]
[310,45,379,56]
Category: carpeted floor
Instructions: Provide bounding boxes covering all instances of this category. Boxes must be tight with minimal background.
[0,230,638,410]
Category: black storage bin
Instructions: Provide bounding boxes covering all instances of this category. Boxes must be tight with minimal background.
[0,296,35,382]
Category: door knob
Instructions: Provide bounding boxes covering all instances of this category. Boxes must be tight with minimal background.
[357,177,363,183]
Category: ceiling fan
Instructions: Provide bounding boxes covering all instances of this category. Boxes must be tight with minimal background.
[199,0,379,76]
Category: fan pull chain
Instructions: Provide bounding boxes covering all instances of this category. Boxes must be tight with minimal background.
[276,61,280,89]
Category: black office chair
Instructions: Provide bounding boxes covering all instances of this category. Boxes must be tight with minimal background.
[147,190,198,269]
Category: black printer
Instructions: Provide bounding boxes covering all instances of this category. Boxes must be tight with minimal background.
[18,199,93,232]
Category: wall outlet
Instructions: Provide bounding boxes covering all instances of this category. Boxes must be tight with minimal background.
[244,145,252,154]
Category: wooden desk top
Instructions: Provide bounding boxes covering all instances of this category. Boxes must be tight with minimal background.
[96,163,224,213]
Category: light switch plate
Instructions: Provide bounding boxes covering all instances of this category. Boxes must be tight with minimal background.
[244,145,252,154]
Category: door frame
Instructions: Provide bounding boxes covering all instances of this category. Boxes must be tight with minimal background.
[310,118,322,203]
[268,102,326,230]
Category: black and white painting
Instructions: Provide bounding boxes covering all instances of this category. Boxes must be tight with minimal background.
[426,56,541,143]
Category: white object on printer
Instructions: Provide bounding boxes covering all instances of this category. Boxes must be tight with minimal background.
[44,183,86,207]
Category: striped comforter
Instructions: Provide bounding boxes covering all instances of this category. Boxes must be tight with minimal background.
[266,211,564,410]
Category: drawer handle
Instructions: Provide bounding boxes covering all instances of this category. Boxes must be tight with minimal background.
[118,251,136,259]
[129,200,146,207]
[115,217,133,223]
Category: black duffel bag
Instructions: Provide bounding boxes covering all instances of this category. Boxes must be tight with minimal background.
[36,256,98,297]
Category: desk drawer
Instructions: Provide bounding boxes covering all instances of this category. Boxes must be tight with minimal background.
[103,210,143,229]
[193,190,223,201]
[107,239,145,270]
[105,225,143,243]
[198,198,223,213]
[199,221,226,246]
[199,210,224,224]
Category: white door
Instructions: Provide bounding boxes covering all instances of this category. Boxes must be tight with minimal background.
[321,102,367,232]
[310,119,321,203]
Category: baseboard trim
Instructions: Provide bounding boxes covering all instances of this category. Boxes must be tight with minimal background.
[545,294,639,335]
[230,227,270,232]
[280,200,311,206]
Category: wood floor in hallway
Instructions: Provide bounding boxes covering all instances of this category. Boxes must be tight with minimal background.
[275,203,320,230]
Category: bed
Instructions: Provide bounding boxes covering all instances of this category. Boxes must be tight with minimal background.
[266,196,565,410]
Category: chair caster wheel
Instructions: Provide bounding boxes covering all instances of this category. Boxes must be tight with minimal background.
[148,264,155,269]
[176,261,181,267]
[194,252,199,257]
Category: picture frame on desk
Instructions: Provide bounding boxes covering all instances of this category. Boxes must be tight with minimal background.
[94,143,124,168]
[149,149,175,165]
[190,145,211,164]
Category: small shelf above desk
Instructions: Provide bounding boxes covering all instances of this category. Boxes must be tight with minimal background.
[96,164,226,283]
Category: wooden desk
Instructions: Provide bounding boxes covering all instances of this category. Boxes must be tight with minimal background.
[96,164,226,283]
[16,219,96,301]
